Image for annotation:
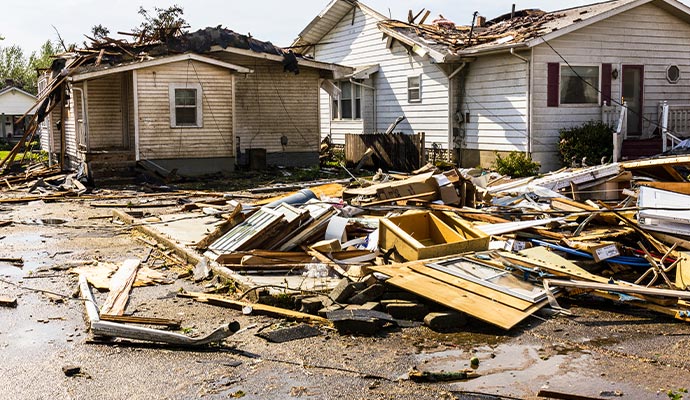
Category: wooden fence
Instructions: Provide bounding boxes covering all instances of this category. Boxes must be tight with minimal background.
[344,132,425,172]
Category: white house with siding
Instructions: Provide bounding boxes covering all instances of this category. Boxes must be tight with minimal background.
[296,0,690,172]
[0,86,36,141]
[38,28,351,177]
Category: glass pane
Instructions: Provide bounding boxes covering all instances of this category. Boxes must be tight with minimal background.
[560,66,599,104]
[175,107,196,125]
[340,82,352,100]
[355,99,361,119]
[332,99,339,119]
[175,89,196,106]
[341,99,352,119]
[354,84,361,98]
[408,76,420,88]
[408,88,420,101]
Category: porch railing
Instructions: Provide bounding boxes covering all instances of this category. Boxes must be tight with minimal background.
[659,101,687,152]
[603,101,627,163]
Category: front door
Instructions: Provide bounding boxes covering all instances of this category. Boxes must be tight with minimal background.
[622,65,644,136]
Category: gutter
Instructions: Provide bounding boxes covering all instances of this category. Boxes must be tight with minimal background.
[509,48,531,156]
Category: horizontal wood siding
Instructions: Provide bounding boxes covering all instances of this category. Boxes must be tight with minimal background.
[64,87,79,168]
[234,64,320,153]
[463,53,528,153]
[87,73,125,150]
[136,60,234,160]
[319,88,332,142]
[531,3,690,171]
[312,6,450,148]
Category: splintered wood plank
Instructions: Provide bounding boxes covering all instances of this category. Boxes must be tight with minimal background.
[406,264,534,311]
[371,265,538,330]
[100,259,141,316]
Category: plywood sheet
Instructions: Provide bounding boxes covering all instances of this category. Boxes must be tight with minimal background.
[371,265,542,330]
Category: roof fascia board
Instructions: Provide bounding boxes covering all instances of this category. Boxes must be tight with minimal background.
[457,43,530,57]
[377,25,447,63]
[527,0,653,47]
[0,87,37,99]
[210,46,354,78]
[71,53,251,82]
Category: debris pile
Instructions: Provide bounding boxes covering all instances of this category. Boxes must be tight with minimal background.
[106,154,690,336]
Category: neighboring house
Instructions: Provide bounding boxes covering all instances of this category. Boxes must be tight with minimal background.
[295,0,690,171]
[0,85,36,142]
[38,28,350,177]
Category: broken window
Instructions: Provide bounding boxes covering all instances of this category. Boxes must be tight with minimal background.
[408,75,421,103]
[560,66,599,104]
[169,83,202,127]
[331,81,361,120]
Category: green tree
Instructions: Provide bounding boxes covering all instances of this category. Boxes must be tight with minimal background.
[134,5,189,41]
[0,40,56,94]
[26,40,58,93]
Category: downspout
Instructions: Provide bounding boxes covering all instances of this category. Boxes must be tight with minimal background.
[448,62,467,162]
[349,78,376,132]
[510,48,531,155]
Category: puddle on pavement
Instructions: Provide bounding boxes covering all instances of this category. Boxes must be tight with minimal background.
[413,342,617,397]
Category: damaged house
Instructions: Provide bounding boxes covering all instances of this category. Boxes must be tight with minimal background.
[37,28,351,177]
[295,0,690,171]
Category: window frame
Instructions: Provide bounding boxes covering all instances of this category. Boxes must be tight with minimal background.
[169,83,203,128]
[407,74,422,103]
[559,64,601,106]
[667,65,681,84]
[331,80,362,121]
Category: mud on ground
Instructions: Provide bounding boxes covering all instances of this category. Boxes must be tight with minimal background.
[1,190,689,400]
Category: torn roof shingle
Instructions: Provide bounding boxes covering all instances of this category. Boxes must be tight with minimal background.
[377,0,638,56]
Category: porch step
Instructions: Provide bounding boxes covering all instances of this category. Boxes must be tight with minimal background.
[621,137,663,160]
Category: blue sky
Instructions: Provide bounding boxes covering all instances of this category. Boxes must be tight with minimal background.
[2,0,629,53]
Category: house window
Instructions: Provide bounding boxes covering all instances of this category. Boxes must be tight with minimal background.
[408,75,421,102]
[331,81,361,120]
[560,65,599,104]
[169,83,203,127]
[667,65,680,84]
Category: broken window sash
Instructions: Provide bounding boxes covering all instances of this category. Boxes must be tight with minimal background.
[426,257,548,303]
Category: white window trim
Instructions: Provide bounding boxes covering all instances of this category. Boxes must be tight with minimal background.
[169,83,203,128]
[407,74,422,103]
[331,81,362,121]
[558,64,601,106]
[666,64,680,84]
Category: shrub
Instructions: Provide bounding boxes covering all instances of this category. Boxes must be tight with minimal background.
[492,151,541,178]
[558,121,613,167]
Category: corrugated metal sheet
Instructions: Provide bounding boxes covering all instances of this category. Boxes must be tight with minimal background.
[209,207,283,252]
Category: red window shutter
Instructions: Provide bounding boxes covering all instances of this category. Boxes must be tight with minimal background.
[601,63,612,106]
[547,63,559,107]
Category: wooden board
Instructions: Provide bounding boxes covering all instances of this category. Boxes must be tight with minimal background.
[371,265,544,330]
[406,264,534,311]
[100,259,140,316]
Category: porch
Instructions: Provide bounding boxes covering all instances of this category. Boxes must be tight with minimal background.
[604,101,690,161]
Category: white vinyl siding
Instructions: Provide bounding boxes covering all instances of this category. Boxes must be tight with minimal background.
[463,53,528,153]
[531,2,690,170]
[311,6,450,148]
[169,83,203,128]
[87,73,127,150]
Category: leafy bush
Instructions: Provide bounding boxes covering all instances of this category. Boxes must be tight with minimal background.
[0,138,11,151]
[558,121,613,167]
[492,151,541,178]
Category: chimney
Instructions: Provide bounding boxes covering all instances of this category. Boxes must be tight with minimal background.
[476,15,486,27]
